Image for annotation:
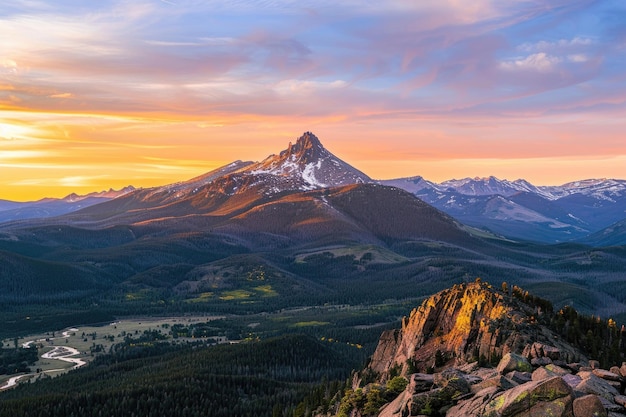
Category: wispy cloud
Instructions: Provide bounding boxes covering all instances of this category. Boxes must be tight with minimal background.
[0,0,624,199]
[500,53,562,72]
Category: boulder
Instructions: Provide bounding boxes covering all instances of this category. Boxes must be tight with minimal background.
[546,363,571,376]
[471,375,517,394]
[589,360,600,370]
[572,394,607,417]
[599,396,623,413]
[576,374,619,402]
[506,371,532,384]
[407,387,461,416]
[447,386,500,417]
[592,369,621,382]
[497,352,532,374]
[568,363,584,373]
[562,373,583,390]
[620,363,626,378]
[407,368,472,416]
[609,366,621,377]
[409,373,434,393]
[532,357,553,367]
[543,345,561,360]
[483,376,574,417]
[532,366,559,381]
[433,368,469,392]
[465,374,483,385]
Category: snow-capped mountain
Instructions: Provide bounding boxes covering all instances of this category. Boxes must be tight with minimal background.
[245,131,371,191]
[45,132,376,226]
[540,179,626,201]
[438,176,534,197]
[381,176,626,244]
[109,132,372,208]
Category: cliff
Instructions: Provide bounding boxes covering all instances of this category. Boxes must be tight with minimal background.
[368,280,582,377]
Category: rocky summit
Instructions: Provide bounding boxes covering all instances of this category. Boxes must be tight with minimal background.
[344,280,626,417]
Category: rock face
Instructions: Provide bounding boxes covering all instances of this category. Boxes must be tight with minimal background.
[348,280,626,417]
[368,281,582,377]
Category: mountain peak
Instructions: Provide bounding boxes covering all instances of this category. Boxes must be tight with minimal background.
[247,132,371,191]
[279,131,327,164]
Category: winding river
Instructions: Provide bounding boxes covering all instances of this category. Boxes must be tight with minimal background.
[0,328,87,391]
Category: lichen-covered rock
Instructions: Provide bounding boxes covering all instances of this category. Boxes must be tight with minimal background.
[497,352,532,374]
[433,368,470,393]
[471,375,517,394]
[483,376,574,417]
[532,366,559,381]
[546,363,571,376]
[573,394,607,417]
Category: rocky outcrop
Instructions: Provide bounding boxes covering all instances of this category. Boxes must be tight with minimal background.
[349,280,626,417]
[368,280,582,377]
[373,356,626,417]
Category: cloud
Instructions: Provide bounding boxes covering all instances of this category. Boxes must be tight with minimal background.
[0,150,48,160]
[49,92,73,99]
[1,58,19,74]
[518,36,594,52]
[500,53,562,72]
[567,54,589,63]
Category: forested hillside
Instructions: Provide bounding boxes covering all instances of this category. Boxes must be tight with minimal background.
[0,334,358,417]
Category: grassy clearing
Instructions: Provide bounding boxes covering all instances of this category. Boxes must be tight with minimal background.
[219,290,253,300]
[185,292,214,303]
[254,285,278,297]
[292,321,330,328]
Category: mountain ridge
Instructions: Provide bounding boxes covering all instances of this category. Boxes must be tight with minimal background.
[1,132,624,245]
[381,176,626,244]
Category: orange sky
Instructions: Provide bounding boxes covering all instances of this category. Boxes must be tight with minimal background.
[1,1,625,201]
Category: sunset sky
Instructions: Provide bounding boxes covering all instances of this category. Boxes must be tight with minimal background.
[1,1,625,201]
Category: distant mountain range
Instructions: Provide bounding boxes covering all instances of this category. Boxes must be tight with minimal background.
[381,176,626,245]
[1,132,624,245]
[0,186,135,224]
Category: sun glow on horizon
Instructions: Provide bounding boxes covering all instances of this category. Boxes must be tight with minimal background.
[1,1,624,201]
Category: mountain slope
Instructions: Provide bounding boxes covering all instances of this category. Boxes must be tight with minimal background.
[54,132,372,227]
[582,218,626,246]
